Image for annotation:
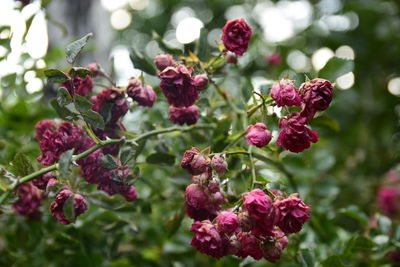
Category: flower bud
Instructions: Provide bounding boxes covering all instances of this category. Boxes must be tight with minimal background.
[86,62,100,77]
[194,74,208,91]
[181,148,210,175]
[211,154,228,174]
[266,53,282,66]
[12,182,43,219]
[245,123,272,148]
[235,232,263,260]
[261,228,288,263]
[154,54,174,71]
[50,189,88,224]
[225,52,238,64]
[185,184,220,220]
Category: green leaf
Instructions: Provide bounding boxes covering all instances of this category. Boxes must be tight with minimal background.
[46,180,63,197]
[44,69,69,83]
[11,153,34,176]
[70,67,92,78]
[339,205,368,226]
[297,249,315,267]
[152,31,183,55]
[345,236,376,253]
[146,153,175,165]
[51,99,76,121]
[319,57,354,81]
[322,255,347,267]
[120,148,135,166]
[74,94,93,113]
[129,47,157,75]
[57,87,72,107]
[310,116,340,132]
[58,149,74,178]
[196,28,209,61]
[65,33,93,64]
[99,102,114,124]
[0,73,16,87]
[101,155,119,170]
[62,194,76,223]
[166,209,184,237]
[82,110,105,130]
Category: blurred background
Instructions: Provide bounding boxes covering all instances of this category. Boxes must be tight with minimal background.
[0,0,400,266]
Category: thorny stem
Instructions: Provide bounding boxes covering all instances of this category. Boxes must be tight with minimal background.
[0,124,214,205]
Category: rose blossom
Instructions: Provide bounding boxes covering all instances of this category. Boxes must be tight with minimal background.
[93,122,125,155]
[185,183,221,220]
[377,186,399,217]
[216,211,239,234]
[159,64,198,107]
[225,52,238,64]
[211,154,228,174]
[50,189,88,224]
[235,232,263,260]
[261,228,288,262]
[266,53,282,66]
[274,193,310,234]
[243,189,273,220]
[33,172,56,190]
[61,73,93,97]
[86,62,100,77]
[277,112,318,153]
[181,147,210,175]
[92,87,129,126]
[299,78,334,120]
[190,220,229,259]
[12,182,43,219]
[169,105,199,125]
[154,54,174,71]
[270,79,302,107]
[35,120,56,140]
[221,18,252,56]
[126,78,157,107]
[245,123,272,148]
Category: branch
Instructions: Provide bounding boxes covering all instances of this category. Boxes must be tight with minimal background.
[0,124,214,205]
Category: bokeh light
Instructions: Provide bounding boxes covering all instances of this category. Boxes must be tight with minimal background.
[312,47,334,71]
[388,77,400,96]
[336,72,354,90]
[111,9,132,30]
[176,17,203,44]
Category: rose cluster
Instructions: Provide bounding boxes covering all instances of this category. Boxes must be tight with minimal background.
[245,78,334,153]
[181,148,311,262]
[154,54,208,126]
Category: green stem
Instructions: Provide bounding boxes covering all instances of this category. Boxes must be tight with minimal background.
[0,124,214,205]
[248,146,257,190]
[209,79,244,115]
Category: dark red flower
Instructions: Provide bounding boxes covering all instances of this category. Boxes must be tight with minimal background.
[169,105,199,125]
[35,120,56,140]
[181,147,210,175]
[154,54,174,71]
[266,53,282,66]
[194,74,208,91]
[221,18,252,56]
[245,123,272,148]
[50,189,88,224]
[126,78,157,107]
[216,211,239,234]
[270,79,302,107]
[211,154,228,174]
[158,64,198,107]
[61,74,93,97]
[185,183,223,221]
[377,186,399,217]
[261,228,288,263]
[12,182,43,219]
[33,172,56,190]
[277,112,318,153]
[299,78,334,120]
[235,232,263,260]
[92,88,129,126]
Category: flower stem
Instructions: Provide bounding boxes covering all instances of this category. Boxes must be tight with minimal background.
[0,124,214,205]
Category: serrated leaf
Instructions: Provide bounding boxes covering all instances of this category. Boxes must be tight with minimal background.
[82,110,105,130]
[44,69,69,83]
[70,67,92,78]
[101,154,118,170]
[99,102,114,124]
[57,87,72,106]
[146,153,175,165]
[319,57,354,81]
[58,149,74,178]
[129,47,157,75]
[120,148,135,166]
[65,33,93,64]
[74,94,93,113]
[63,194,76,223]
[51,99,77,121]
[11,153,34,176]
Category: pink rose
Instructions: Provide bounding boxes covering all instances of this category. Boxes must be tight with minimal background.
[86,62,100,77]
[61,73,93,97]
[211,154,228,174]
[277,112,318,153]
[185,183,221,220]
[221,18,252,56]
[245,123,272,148]
[190,220,229,259]
[235,232,263,260]
[33,172,56,190]
[261,228,289,262]
[34,120,56,140]
[181,147,210,175]
[50,189,88,224]
[270,79,302,107]
[243,189,273,220]
[194,74,208,91]
[377,186,399,217]
[274,193,310,234]
[12,182,43,219]
[92,87,129,126]
[266,53,282,66]
[216,211,239,234]
[126,78,157,107]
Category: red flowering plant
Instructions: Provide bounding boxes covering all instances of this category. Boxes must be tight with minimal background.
[3,7,387,265]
